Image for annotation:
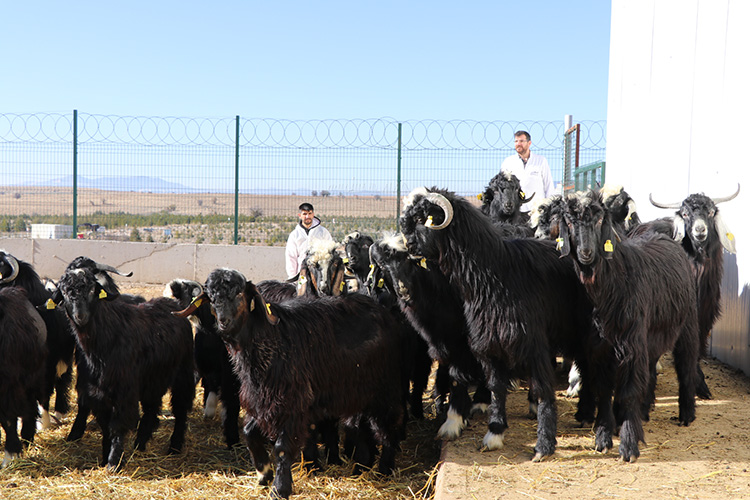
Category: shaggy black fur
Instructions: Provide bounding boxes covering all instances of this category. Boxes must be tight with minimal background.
[54,267,195,470]
[559,190,699,462]
[369,235,490,439]
[480,171,535,231]
[0,251,75,430]
[200,268,406,499]
[0,287,47,468]
[399,187,595,461]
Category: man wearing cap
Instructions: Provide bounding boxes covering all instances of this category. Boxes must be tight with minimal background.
[285,202,334,279]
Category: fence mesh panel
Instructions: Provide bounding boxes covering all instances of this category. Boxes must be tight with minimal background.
[1,112,606,244]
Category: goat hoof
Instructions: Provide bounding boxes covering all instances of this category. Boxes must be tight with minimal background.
[531,452,550,463]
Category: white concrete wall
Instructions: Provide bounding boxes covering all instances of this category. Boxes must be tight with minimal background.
[0,238,287,286]
[606,0,750,373]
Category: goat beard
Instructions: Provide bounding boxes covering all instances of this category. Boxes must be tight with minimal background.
[577,265,597,285]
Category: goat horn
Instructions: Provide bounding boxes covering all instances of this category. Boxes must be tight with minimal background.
[521,191,536,204]
[424,193,454,230]
[172,292,207,318]
[0,253,20,284]
[95,261,133,277]
[711,183,740,204]
[648,193,681,209]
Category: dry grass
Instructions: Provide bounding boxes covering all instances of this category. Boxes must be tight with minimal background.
[0,284,442,499]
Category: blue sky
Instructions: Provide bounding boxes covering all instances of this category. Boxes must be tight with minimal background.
[2,1,611,122]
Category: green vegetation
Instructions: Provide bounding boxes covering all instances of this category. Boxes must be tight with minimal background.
[0,212,398,246]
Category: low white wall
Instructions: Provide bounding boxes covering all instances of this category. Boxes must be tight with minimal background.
[0,238,287,285]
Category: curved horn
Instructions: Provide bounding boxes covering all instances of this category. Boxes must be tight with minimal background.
[520,191,536,204]
[711,183,740,205]
[172,292,208,318]
[649,193,681,210]
[424,193,454,230]
[0,253,20,284]
[95,261,133,277]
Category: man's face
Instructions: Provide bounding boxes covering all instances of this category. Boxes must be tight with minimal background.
[299,209,315,228]
[514,136,531,156]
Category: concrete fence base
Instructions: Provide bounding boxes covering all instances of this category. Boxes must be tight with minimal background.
[0,238,287,286]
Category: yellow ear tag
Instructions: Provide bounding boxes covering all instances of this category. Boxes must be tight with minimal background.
[299,275,307,284]
[377,278,384,289]
[426,215,434,226]
[249,298,255,311]
[520,191,526,200]
[604,240,614,253]
[419,258,428,269]
[343,257,349,264]
[46,298,56,310]
[477,193,483,201]
[191,297,203,308]
[265,303,273,316]
[556,238,564,251]
[727,232,735,241]
[339,281,345,292]
[99,289,108,299]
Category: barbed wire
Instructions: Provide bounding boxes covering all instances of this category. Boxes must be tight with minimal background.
[0,112,606,149]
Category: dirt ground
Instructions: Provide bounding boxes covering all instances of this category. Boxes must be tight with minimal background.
[435,355,750,500]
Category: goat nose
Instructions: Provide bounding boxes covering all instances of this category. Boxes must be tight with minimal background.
[579,248,593,261]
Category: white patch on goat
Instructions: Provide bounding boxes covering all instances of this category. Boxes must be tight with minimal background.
[204,391,219,419]
[402,187,430,213]
[2,450,18,469]
[471,402,488,415]
[56,360,69,378]
[307,239,338,264]
[482,430,505,450]
[566,363,582,398]
[256,462,272,480]
[438,408,465,440]
[599,184,623,203]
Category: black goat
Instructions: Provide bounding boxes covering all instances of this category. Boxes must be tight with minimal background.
[164,278,241,449]
[558,190,700,462]
[646,185,740,399]
[479,171,536,229]
[178,268,406,499]
[52,267,195,470]
[399,187,595,461]
[0,250,74,431]
[59,257,144,442]
[0,287,47,469]
[342,231,375,293]
[368,234,490,439]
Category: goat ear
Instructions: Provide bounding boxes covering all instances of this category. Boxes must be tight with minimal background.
[714,213,737,254]
[296,266,309,296]
[96,281,121,302]
[672,215,686,242]
[47,287,63,309]
[601,217,618,260]
[556,219,571,258]
[172,292,207,318]
[331,260,346,296]
[247,282,279,325]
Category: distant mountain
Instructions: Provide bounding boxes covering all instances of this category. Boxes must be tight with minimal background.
[35,175,197,193]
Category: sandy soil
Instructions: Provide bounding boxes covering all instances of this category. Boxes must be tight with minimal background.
[435,355,750,500]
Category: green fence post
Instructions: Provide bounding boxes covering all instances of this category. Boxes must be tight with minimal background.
[234,115,240,245]
[396,123,402,224]
[72,109,78,238]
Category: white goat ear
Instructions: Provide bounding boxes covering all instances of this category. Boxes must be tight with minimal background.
[714,213,737,254]
[672,215,686,241]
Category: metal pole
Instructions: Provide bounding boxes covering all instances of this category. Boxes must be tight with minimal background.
[234,115,240,245]
[396,123,402,225]
[72,109,78,238]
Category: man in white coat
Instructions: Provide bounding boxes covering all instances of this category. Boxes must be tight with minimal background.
[285,202,333,279]
[500,130,554,212]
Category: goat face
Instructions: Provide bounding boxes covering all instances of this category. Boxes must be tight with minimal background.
[55,268,119,328]
[302,240,346,296]
[205,269,248,335]
[343,232,374,275]
[369,236,420,304]
[400,188,453,259]
[481,172,532,222]
[530,195,564,240]
[560,191,618,284]
[674,194,724,256]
